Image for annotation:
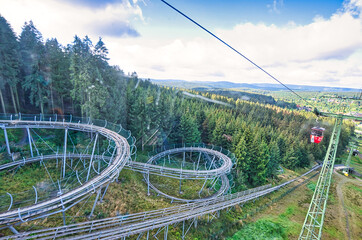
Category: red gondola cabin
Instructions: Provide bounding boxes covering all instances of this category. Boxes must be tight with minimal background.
[310,127,325,144]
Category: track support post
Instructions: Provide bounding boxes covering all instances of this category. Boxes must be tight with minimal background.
[86,133,99,182]
[164,225,169,240]
[182,220,185,240]
[62,211,66,226]
[8,225,19,235]
[100,183,110,203]
[63,128,68,179]
[147,172,150,196]
[3,127,11,155]
[89,189,101,218]
[26,127,33,157]
[196,152,201,170]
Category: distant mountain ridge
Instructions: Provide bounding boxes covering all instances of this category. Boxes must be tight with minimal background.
[151,79,359,92]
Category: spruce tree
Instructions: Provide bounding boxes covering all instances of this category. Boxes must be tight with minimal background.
[267,142,281,178]
[0,15,21,113]
[19,21,48,114]
[180,114,201,144]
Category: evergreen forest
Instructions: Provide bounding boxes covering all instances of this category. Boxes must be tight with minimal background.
[0,15,355,191]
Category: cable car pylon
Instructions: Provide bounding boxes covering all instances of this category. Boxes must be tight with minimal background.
[299,116,343,239]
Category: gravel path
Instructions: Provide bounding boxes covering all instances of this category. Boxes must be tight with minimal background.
[333,171,362,240]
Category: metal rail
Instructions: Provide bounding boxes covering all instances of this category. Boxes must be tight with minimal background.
[0,151,231,180]
[0,114,135,226]
[0,114,321,239]
[4,166,319,239]
[0,151,232,204]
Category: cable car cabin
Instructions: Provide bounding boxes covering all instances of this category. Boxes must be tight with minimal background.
[310,127,325,144]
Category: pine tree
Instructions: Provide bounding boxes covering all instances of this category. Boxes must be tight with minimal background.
[267,142,281,178]
[253,140,269,185]
[94,37,109,62]
[233,136,247,188]
[45,38,71,113]
[180,114,201,144]
[0,15,21,113]
[212,117,227,147]
[19,21,48,114]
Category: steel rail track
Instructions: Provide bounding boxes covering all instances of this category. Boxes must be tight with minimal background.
[0,151,231,205]
[0,120,132,225]
[3,166,319,239]
[0,115,320,239]
[0,150,231,180]
[146,147,233,178]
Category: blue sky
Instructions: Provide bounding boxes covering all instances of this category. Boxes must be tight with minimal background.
[142,0,343,28]
[0,0,361,88]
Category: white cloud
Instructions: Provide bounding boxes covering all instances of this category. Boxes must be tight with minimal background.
[0,0,143,43]
[108,0,362,88]
[267,0,284,14]
[0,0,361,88]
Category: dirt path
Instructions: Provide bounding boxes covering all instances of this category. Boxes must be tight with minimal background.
[333,171,362,240]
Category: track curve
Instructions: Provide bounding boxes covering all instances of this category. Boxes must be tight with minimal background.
[144,146,233,202]
[0,114,321,239]
[3,166,320,239]
[0,116,133,225]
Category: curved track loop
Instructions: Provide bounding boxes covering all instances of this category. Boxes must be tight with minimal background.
[1,147,233,203]
[0,115,133,225]
[4,166,320,239]
[0,114,321,239]
[0,152,231,204]
[144,147,233,202]
[0,151,230,181]
[146,147,233,179]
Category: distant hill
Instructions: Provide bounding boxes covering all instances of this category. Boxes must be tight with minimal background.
[151,79,359,92]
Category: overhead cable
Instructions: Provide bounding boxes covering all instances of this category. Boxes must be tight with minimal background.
[161,0,313,107]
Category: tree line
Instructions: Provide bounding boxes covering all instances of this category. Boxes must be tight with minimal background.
[0,16,128,124]
[0,16,354,188]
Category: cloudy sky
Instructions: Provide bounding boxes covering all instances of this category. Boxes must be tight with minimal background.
[1,0,361,88]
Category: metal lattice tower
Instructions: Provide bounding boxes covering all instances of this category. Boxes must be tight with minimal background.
[299,116,343,240]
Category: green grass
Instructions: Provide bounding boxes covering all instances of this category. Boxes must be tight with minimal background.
[324,226,345,239]
[149,174,218,199]
[347,184,362,194]
[344,183,362,215]
[279,206,296,220]
[227,219,287,240]
[307,182,316,192]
